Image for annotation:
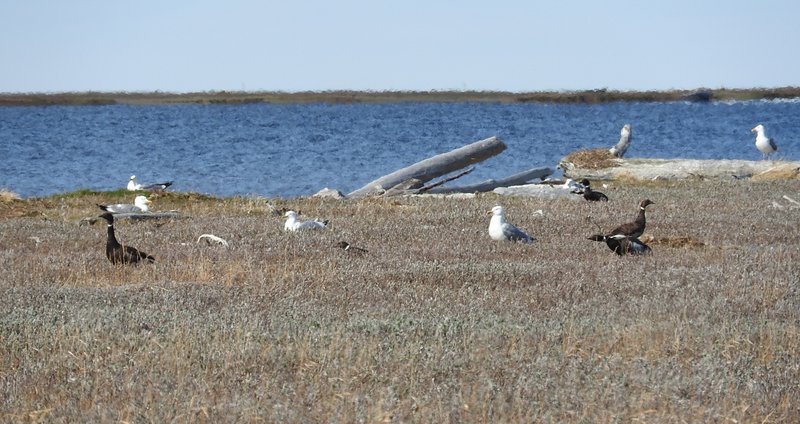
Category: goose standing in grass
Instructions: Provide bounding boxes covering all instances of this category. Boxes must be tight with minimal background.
[284,210,328,231]
[751,124,778,159]
[610,199,654,239]
[487,205,534,243]
[588,234,651,255]
[580,179,609,202]
[98,212,155,264]
[127,175,173,191]
[97,195,151,213]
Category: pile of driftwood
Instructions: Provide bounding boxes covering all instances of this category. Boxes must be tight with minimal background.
[560,123,800,181]
[346,136,552,198]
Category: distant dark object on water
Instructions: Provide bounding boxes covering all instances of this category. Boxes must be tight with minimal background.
[682,91,712,103]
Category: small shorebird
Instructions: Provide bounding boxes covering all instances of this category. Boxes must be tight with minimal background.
[336,241,368,254]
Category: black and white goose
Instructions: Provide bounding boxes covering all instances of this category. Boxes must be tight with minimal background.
[580,179,609,202]
[98,212,155,264]
[588,234,651,255]
[127,175,173,192]
[609,199,654,239]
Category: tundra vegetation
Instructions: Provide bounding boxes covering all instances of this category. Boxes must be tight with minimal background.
[1,179,799,422]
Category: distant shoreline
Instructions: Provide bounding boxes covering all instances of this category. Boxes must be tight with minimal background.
[1,87,799,106]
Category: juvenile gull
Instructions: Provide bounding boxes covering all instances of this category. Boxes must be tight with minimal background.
[97,195,151,213]
[284,210,328,231]
[751,124,778,159]
[127,175,173,191]
[98,212,155,265]
[487,205,534,243]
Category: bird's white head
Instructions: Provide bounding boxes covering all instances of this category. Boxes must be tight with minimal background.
[751,124,765,134]
[621,124,631,137]
[134,195,151,206]
[129,175,136,181]
[489,205,505,216]
[285,210,297,219]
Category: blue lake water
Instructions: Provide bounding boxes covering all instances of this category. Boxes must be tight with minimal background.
[1,99,798,198]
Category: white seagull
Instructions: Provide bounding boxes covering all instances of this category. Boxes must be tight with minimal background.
[97,195,152,213]
[751,124,778,159]
[561,178,586,194]
[127,175,173,191]
[284,210,328,231]
[487,205,534,243]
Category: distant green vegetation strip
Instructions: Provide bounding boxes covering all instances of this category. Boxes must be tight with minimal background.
[1,87,799,106]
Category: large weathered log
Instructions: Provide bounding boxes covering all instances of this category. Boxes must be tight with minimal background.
[79,211,182,226]
[424,167,553,194]
[347,136,506,198]
[561,158,800,181]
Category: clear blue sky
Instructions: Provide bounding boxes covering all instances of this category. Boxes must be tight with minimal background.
[2,1,798,93]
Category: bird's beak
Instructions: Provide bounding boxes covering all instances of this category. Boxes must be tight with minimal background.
[486,210,493,215]
[751,127,757,133]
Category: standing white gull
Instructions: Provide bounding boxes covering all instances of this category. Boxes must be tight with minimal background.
[751,124,778,159]
[97,195,152,213]
[284,210,328,231]
[487,205,534,243]
[127,175,173,191]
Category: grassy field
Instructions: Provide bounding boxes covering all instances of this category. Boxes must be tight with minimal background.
[1,87,800,106]
[1,179,799,422]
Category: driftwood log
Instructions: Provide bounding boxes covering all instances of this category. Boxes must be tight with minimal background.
[609,124,631,158]
[560,158,800,181]
[424,167,553,194]
[79,211,182,226]
[347,136,507,198]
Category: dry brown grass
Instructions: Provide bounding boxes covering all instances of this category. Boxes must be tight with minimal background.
[0,189,21,203]
[751,163,800,181]
[562,148,620,169]
[2,180,800,422]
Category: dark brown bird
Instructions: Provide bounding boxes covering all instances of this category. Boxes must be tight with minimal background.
[581,179,609,202]
[609,199,654,238]
[588,234,651,256]
[98,212,155,265]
